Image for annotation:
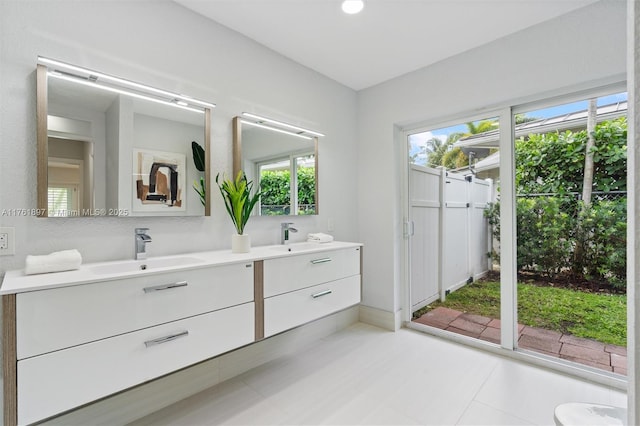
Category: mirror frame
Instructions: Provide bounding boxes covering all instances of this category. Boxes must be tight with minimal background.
[36,63,211,217]
[232,116,319,216]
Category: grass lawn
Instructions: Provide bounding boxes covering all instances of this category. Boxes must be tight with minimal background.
[416,280,626,346]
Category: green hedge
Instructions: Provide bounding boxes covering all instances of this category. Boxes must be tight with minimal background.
[260,167,316,215]
[485,197,627,289]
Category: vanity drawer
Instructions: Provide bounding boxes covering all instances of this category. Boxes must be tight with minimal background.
[17,302,254,426]
[263,247,360,297]
[16,262,254,359]
[264,275,360,338]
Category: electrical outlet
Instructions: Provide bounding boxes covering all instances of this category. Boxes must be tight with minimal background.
[327,218,334,232]
[0,227,15,255]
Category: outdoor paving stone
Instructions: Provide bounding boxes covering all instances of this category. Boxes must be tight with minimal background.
[478,326,500,344]
[413,315,449,329]
[560,343,611,365]
[445,326,481,339]
[610,353,627,369]
[460,313,491,326]
[560,355,612,372]
[614,367,627,376]
[518,334,562,354]
[423,307,462,324]
[449,317,486,336]
[559,334,605,351]
[486,318,525,333]
[520,326,562,341]
[605,344,627,356]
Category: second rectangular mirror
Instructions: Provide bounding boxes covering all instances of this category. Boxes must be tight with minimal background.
[233,114,321,216]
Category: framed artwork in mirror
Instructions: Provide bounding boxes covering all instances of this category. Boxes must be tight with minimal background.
[132,149,186,213]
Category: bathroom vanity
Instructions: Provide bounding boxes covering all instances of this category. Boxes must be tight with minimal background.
[1,242,362,425]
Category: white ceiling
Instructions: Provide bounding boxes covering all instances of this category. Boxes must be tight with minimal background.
[175,0,598,91]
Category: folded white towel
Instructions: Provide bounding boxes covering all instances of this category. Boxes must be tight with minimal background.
[25,249,83,275]
[307,233,334,243]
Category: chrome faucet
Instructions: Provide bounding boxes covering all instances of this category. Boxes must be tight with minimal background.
[135,228,152,260]
[281,222,298,244]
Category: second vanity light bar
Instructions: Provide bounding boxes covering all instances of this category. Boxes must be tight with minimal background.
[242,112,325,138]
[38,56,216,112]
[240,119,313,140]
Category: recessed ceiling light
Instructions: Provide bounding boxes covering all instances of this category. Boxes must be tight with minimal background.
[342,0,364,15]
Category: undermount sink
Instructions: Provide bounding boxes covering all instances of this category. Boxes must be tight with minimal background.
[269,242,328,253]
[90,256,204,275]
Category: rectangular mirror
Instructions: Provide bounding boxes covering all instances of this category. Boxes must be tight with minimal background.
[233,115,320,216]
[36,57,213,217]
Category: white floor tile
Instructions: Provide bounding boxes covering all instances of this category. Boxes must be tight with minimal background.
[473,359,627,425]
[457,401,534,425]
[130,323,628,426]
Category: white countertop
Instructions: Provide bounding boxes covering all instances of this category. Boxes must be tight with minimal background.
[1,241,362,295]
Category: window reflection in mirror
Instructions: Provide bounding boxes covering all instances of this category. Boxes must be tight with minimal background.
[257,154,316,216]
[233,115,320,216]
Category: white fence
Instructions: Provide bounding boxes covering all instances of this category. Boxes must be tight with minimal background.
[409,165,492,312]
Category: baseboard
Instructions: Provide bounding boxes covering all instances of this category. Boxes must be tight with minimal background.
[359,305,402,331]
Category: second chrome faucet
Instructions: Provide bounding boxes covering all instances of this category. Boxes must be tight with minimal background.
[280,222,298,244]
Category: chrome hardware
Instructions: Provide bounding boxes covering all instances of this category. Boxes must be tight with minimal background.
[281,222,298,244]
[310,257,332,264]
[135,228,152,260]
[311,290,332,298]
[144,330,189,347]
[143,281,188,293]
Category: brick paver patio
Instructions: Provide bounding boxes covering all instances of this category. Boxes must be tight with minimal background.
[413,306,627,375]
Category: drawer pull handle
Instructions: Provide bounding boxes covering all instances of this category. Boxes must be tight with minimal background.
[143,281,188,293]
[144,330,189,347]
[311,290,332,299]
[310,257,332,264]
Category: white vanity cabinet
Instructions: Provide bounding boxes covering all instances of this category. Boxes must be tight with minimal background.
[262,247,361,337]
[16,262,255,359]
[12,263,255,426]
[1,242,362,426]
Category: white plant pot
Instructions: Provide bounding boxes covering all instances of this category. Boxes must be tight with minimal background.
[231,233,251,253]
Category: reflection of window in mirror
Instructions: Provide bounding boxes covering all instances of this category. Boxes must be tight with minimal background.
[257,153,316,216]
[47,138,93,217]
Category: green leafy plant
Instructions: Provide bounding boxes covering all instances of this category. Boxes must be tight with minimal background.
[192,141,206,206]
[216,171,261,235]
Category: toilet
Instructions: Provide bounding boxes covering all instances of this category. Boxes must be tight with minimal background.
[554,402,627,426]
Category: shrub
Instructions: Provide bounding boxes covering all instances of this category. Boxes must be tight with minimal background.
[575,198,627,288]
[485,197,627,289]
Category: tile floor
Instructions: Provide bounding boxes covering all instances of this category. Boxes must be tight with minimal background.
[413,307,628,375]
[130,323,626,425]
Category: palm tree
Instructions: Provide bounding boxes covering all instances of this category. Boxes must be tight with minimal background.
[426,132,463,167]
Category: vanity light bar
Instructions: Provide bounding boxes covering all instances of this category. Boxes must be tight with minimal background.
[240,119,313,140]
[48,71,205,114]
[242,112,325,137]
[38,56,216,109]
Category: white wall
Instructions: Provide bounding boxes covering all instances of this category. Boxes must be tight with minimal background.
[356,0,627,317]
[0,0,358,271]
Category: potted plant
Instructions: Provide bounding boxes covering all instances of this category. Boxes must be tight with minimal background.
[216,171,261,253]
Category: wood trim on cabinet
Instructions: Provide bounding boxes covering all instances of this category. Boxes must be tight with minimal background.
[3,294,17,426]
[254,260,264,340]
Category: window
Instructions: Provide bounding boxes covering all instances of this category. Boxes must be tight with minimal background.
[257,153,316,216]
